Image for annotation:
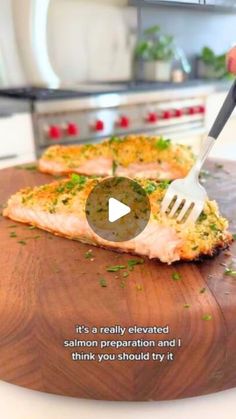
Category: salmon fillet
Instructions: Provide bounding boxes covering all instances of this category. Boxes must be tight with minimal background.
[3,174,232,264]
[38,135,195,180]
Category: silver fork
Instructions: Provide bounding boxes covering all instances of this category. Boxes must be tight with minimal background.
[161,79,236,224]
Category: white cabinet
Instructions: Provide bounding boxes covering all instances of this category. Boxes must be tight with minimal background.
[0,113,36,169]
[205,91,236,161]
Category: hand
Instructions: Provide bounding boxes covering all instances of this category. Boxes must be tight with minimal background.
[226,46,236,74]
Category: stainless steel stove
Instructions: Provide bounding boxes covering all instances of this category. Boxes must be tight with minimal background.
[0,82,213,157]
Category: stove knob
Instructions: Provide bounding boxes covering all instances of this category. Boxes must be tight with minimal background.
[67,122,79,136]
[198,105,205,114]
[117,115,130,129]
[48,125,61,140]
[174,109,183,117]
[94,120,104,132]
[162,110,172,120]
[146,112,158,123]
[187,107,197,115]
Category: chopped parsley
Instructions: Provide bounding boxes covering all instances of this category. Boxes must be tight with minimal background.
[172,272,182,281]
[127,259,144,271]
[158,180,171,190]
[144,181,158,195]
[224,267,236,277]
[85,249,93,260]
[9,231,17,238]
[155,137,171,150]
[18,240,26,245]
[183,304,190,309]
[99,277,107,287]
[112,160,118,176]
[202,314,212,321]
[106,265,126,272]
[28,225,36,230]
[200,287,206,294]
[123,272,129,278]
[109,136,123,144]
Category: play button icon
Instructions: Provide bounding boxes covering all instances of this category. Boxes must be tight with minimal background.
[108,198,131,223]
[85,177,150,242]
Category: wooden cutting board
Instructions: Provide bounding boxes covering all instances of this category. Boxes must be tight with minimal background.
[0,160,235,401]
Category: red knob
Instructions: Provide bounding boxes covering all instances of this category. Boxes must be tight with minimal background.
[94,120,104,132]
[48,125,61,140]
[198,105,205,114]
[67,122,79,136]
[146,112,158,123]
[174,109,183,117]
[162,110,172,120]
[118,115,130,128]
[187,107,197,115]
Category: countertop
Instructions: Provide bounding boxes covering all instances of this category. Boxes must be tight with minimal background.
[0,379,236,419]
[0,97,30,116]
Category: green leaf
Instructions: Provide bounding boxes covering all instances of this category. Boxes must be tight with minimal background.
[144,25,160,36]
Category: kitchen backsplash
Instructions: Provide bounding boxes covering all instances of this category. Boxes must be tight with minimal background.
[140,5,236,74]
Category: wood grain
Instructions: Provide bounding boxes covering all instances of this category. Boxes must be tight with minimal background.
[0,160,235,401]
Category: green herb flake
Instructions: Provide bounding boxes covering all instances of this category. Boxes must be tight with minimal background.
[127,258,144,271]
[85,249,93,260]
[224,267,236,277]
[215,163,224,170]
[200,287,206,294]
[9,231,17,238]
[192,245,199,251]
[7,224,18,228]
[123,271,129,278]
[155,137,171,150]
[183,304,190,309]
[18,240,26,245]
[120,280,126,289]
[210,223,219,232]
[158,180,171,190]
[202,314,212,321]
[106,265,126,272]
[144,181,158,195]
[28,225,36,230]
[112,160,118,176]
[99,277,107,288]
[172,272,182,281]
[232,234,236,241]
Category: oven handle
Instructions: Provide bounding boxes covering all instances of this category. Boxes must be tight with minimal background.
[0,154,18,161]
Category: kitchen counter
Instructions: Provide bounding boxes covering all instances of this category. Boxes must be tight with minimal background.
[0,379,236,419]
[0,97,30,116]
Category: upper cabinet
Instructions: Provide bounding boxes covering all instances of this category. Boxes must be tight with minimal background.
[131,0,236,7]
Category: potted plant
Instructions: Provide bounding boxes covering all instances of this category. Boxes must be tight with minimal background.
[134,25,175,82]
[197,47,232,79]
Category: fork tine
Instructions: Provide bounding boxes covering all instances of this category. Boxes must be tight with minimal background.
[169,197,184,218]
[176,201,191,222]
[186,202,204,224]
[161,190,176,213]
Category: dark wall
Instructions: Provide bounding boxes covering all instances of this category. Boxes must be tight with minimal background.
[140,5,236,64]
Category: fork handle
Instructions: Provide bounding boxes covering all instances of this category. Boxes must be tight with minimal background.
[209,79,236,139]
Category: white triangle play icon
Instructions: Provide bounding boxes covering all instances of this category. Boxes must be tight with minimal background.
[108,197,131,223]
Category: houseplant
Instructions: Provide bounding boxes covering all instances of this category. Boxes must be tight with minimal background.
[197,47,231,79]
[134,25,175,82]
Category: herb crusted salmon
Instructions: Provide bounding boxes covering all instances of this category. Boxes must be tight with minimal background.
[3,174,232,264]
[38,135,195,180]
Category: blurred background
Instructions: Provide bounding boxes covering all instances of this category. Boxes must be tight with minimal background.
[0,0,236,168]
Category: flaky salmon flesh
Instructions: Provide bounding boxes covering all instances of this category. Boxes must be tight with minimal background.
[39,135,195,180]
[3,174,232,264]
